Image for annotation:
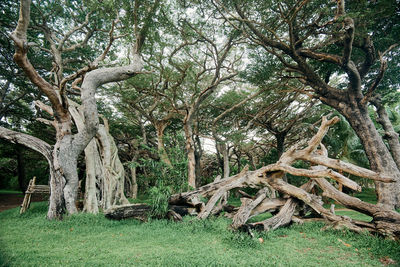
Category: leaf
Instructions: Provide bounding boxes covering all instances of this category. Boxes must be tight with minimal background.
[337,239,351,247]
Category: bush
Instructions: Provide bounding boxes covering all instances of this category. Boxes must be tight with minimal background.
[149,182,172,218]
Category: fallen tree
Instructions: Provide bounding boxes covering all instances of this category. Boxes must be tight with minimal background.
[168,116,400,239]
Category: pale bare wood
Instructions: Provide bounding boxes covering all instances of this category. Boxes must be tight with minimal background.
[169,115,400,238]
[231,188,269,229]
[20,177,50,214]
[20,177,35,214]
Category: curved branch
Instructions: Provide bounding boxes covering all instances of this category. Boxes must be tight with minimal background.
[0,126,52,162]
[10,0,66,118]
[73,54,143,151]
[269,163,361,191]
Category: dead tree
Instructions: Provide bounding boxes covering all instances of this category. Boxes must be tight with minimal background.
[169,116,400,239]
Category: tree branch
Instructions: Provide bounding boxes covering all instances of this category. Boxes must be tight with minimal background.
[0,126,52,163]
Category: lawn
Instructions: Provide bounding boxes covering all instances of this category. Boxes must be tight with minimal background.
[0,200,399,266]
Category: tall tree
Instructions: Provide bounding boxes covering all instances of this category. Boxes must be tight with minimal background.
[1,0,147,219]
[214,0,400,209]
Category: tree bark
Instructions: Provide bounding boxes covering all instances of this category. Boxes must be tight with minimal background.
[194,132,203,187]
[372,99,400,170]
[220,143,230,178]
[82,139,100,213]
[184,122,197,189]
[336,102,400,209]
[16,145,27,193]
[70,103,130,212]
[96,125,130,209]
[155,121,172,167]
[128,165,138,199]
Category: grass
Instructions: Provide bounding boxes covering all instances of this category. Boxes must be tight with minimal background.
[1,201,399,266]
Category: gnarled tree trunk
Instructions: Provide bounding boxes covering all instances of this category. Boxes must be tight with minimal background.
[97,125,129,209]
[335,102,400,209]
[70,103,129,213]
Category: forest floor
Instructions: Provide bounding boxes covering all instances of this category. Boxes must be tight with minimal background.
[1,188,399,266]
[0,191,47,212]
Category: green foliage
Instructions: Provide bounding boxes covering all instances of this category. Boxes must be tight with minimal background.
[135,133,188,194]
[148,182,172,218]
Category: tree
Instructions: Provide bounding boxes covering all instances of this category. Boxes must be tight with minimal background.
[1,0,147,219]
[114,3,242,188]
[214,0,400,209]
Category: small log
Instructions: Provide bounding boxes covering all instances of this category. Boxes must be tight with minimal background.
[104,204,151,221]
[104,204,193,221]
[166,210,183,222]
[169,205,197,216]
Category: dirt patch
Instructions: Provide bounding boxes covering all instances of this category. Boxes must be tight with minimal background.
[0,193,48,212]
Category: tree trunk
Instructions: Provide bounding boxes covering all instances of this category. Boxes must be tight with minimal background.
[69,102,129,212]
[96,125,130,209]
[155,122,172,167]
[128,165,138,199]
[16,145,27,193]
[373,100,400,170]
[339,103,400,209]
[57,132,80,215]
[215,143,225,178]
[194,134,203,187]
[275,133,288,182]
[184,122,196,189]
[82,139,100,214]
[234,149,241,173]
[221,143,230,178]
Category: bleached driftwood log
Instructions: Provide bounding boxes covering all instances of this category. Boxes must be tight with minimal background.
[169,116,400,239]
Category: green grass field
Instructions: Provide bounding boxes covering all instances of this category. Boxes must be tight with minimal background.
[0,200,399,266]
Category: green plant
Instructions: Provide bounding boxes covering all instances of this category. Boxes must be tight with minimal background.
[137,133,188,194]
[149,182,172,218]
